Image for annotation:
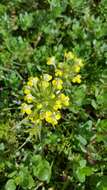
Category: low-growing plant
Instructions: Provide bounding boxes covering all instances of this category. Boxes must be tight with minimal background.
[0,0,107,189]
[20,52,83,136]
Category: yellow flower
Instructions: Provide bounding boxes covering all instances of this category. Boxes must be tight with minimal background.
[55,112,61,120]
[76,75,81,83]
[43,74,52,81]
[47,56,55,65]
[21,103,32,115]
[53,100,62,110]
[45,111,58,125]
[27,79,33,87]
[45,111,53,122]
[64,51,75,60]
[52,78,63,90]
[55,69,63,77]
[59,94,69,106]
[72,75,81,84]
[74,65,81,73]
[45,111,52,117]
[24,94,34,103]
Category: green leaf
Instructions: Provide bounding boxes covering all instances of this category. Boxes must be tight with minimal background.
[5,179,16,190]
[76,167,93,183]
[77,135,87,145]
[72,85,86,106]
[32,155,51,183]
[0,142,5,151]
[16,166,34,188]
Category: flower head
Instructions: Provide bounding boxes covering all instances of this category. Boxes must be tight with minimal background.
[52,78,63,90]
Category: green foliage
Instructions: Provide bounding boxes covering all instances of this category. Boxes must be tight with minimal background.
[32,155,52,183]
[0,0,107,189]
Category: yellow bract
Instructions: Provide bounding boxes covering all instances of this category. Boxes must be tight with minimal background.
[59,94,69,106]
[43,74,52,81]
[55,112,61,120]
[64,51,75,60]
[45,111,61,125]
[53,100,62,110]
[23,87,31,95]
[24,94,34,103]
[21,103,32,115]
[52,78,63,90]
[47,56,55,65]
[41,81,49,88]
[27,77,38,87]
[27,80,33,87]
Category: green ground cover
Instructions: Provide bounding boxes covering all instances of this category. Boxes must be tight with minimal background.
[0,0,107,189]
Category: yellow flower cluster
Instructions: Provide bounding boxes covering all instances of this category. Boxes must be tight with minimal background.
[47,51,83,84]
[21,51,83,128]
[45,111,61,125]
[53,94,69,110]
[21,73,69,126]
[72,74,81,84]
